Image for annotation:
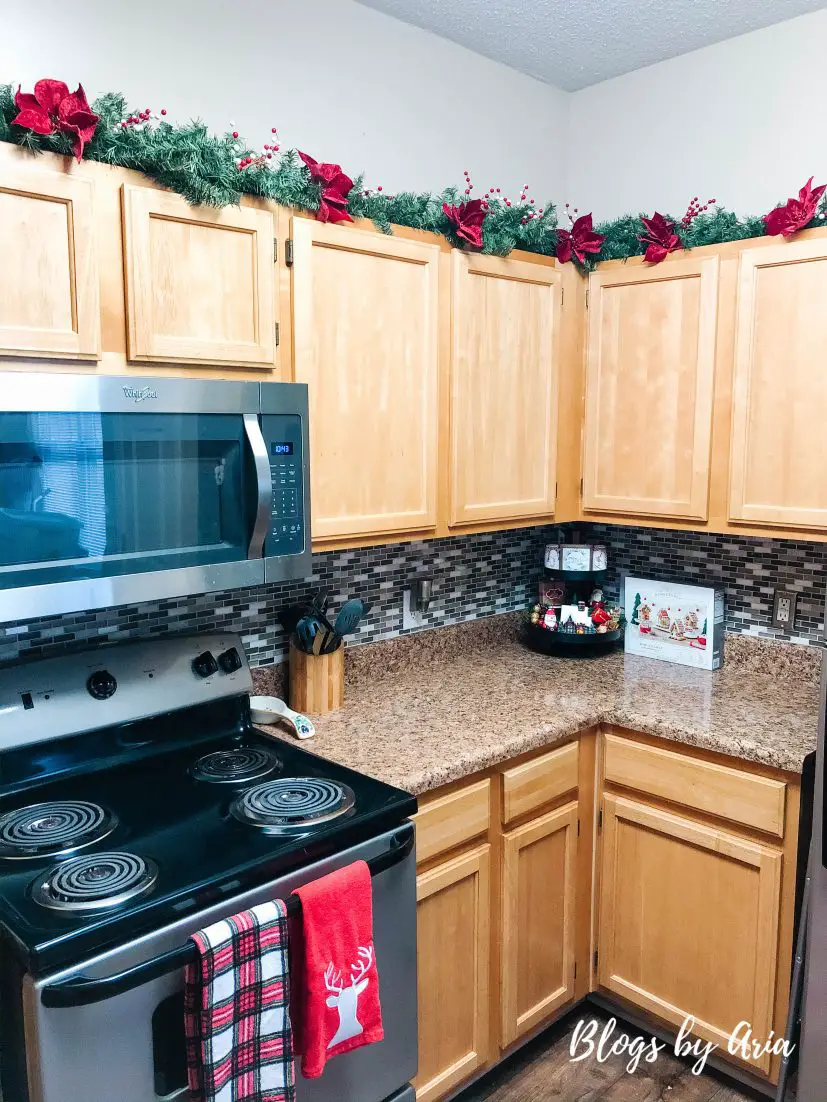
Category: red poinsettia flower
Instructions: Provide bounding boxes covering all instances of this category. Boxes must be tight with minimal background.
[13,79,99,162]
[638,212,682,264]
[556,213,604,265]
[442,198,487,249]
[298,151,354,224]
[763,177,826,238]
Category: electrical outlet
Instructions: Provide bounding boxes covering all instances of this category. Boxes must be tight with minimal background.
[402,589,425,631]
[772,588,798,630]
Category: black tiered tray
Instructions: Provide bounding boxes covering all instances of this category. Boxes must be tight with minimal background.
[521,620,624,658]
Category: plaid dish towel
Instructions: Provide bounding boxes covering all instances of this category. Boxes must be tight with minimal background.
[185,900,296,1102]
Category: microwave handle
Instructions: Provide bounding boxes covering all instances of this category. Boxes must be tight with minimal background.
[243,413,272,559]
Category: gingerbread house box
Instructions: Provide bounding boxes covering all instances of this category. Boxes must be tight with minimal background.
[624,577,724,670]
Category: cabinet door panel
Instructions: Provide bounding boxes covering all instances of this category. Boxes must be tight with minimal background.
[293,220,440,541]
[450,254,560,525]
[415,845,491,1102]
[0,165,99,358]
[583,258,718,519]
[729,239,827,527]
[122,184,276,365]
[501,802,577,1046]
[598,794,781,1076]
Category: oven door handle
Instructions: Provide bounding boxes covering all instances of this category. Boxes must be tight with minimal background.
[243,413,272,559]
[40,825,415,1009]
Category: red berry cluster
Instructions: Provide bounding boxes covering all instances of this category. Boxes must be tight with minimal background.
[237,126,281,171]
[120,106,167,129]
[681,195,717,227]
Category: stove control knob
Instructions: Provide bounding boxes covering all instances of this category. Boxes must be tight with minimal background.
[218,646,243,673]
[87,670,117,700]
[192,651,219,679]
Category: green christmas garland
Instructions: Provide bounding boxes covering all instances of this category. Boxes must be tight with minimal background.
[1,83,825,270]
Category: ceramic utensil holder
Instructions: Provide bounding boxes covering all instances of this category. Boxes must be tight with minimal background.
[289,637,345,715]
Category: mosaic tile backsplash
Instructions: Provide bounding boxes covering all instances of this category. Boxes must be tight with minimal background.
[580,524,827,646]
[0,522,824,669]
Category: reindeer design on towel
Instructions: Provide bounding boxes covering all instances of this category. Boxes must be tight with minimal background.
[323,945,374,1049]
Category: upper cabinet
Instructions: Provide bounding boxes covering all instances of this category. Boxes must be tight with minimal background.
[0,162,100,360]
[291,218,441,543]
[121,184,277,367]
[450,254,561,526]
[582,257,719,520]
[729,238,827,529]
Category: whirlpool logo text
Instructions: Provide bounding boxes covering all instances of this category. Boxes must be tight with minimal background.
[122,386,158,403]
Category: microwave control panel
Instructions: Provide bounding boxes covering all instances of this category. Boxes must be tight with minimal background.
[261,414,306,557]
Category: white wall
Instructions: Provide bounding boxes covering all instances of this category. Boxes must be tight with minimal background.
[568,9,827,220]
[0,0,568,202]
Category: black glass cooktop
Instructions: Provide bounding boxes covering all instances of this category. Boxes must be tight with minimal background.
[0,697,416,973]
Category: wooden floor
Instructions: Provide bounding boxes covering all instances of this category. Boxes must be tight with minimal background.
[458,1010,776,1102]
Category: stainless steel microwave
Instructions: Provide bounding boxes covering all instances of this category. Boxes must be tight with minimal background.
[0,373,311,620]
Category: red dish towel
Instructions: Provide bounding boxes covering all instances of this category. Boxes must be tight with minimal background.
[291,861,384,1078]
[184,900,296,1102]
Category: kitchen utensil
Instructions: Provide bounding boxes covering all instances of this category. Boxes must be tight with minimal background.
[249,696,316,739]
[332,598,365,642]
[296,616,319,654]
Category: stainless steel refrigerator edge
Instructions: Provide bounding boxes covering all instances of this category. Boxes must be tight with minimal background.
[0,373,312,620]
[796,602,827,1100]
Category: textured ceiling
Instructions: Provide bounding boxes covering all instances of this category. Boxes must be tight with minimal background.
[356,0,826,90]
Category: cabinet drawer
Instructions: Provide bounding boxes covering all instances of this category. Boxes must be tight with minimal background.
[415,779,491,864]
[603,733,786,838]
[501,742,579,825]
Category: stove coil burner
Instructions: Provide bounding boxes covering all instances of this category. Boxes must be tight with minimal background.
[32,852,158,912]
[0,801,117,860]
[191,746,281,785]
[230,778,356,835]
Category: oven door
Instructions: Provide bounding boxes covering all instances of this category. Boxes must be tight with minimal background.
[24,825,417,1102]
[0,374,273,619]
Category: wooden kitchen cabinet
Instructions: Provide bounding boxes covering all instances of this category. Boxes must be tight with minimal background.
[291,218,441,543]
[121,184,277,367]
[414,845,492,1102]
[0,161,100,359]
[597,792,783,1077]
[449,253,562,526]
[728,237,827,529]
[500,801,578,1046]
[582,256,719,520]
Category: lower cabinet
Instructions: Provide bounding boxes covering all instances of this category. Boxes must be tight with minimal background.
[501,801,578,1046]
[597,792,783,1078]
[414,845,492,1102]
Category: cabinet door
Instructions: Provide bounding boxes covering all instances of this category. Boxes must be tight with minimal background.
[583,257,719,519]
[0,164,100,358]
[415,845,491,1102]
[450,254,561,525]
[501,801,577,1046]
[121,184,276,366]
[598,794,781,1077]
[292,219,440,541]
[729,239,827,528]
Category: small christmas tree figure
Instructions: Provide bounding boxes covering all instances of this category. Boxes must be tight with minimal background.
[702,618,708,636]
[631,592,642,625]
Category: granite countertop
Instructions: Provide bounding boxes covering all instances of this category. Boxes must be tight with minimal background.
[252,615,821,795]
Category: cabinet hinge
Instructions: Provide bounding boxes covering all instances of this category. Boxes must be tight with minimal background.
[598,807,603,832]
[273,237,278,264]
[274,322,280,347]
[580,477,584,498]
[285,238,294,267]
[577,818,580,837]
[574,961,577,980]
[593,949,599,970]
[585,289,590,309]
[561,287,565,307]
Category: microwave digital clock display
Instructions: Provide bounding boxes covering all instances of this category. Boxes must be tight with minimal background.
[271,442,294,456]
